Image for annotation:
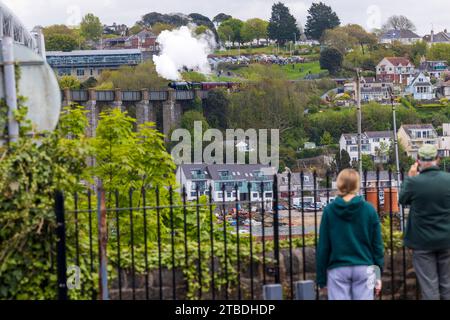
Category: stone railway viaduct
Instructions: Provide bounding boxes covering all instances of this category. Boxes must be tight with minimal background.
[62,88,209,138]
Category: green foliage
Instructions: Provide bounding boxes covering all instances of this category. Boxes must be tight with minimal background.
[0,106,90,299]
[205,89,230,130]
[381,218,403,251]
[241,18,268,44]
[91,109,175,193]
[182,71,207,82]
[218,18,244,45]
[320,131,333,146]
[43,25,82,51]
[80,13,103,42]
[428,43,450,63]
[267,2,299,45]
[58,75,81,90]
[97,61,166,89]
[331,149,351,173]
[361,154,375,171]
[320,47,343,75]
[46,34,78,52]
[305,2,341,40]
[213,13,233,25]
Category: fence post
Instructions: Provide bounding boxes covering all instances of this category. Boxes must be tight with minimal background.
[295,281,316,300]
[55,190,68,300]
[97,183,109,300]
[272,174,281,284]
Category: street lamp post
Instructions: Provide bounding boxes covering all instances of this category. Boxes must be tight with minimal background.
[356,69,363,182]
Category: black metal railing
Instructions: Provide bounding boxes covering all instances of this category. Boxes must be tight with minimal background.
[55,169,422,300]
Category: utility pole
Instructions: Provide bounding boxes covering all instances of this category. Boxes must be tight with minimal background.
[388,87,405,231]
[356,69,363,182]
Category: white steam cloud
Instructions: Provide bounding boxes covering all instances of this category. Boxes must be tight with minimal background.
[154,26,216,81]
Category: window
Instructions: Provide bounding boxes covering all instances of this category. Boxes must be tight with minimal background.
[191,192,197,197]
[227,192,232,198]
[58,68,71,76]
[76,69,85,76]
[266,193,273,198]
[90,69,94,76]
[350,146,358,152]
[253,193,259,198]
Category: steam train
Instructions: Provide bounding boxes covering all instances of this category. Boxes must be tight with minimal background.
[168,81,240,91]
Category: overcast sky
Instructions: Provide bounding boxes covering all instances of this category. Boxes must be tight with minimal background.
[3,0,449,35]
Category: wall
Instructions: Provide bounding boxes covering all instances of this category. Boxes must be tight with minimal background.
[109,247,419,300]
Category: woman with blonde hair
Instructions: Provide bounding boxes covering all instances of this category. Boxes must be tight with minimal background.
[316,169,384,300]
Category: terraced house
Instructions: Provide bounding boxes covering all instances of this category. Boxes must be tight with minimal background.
[176,164,276,204]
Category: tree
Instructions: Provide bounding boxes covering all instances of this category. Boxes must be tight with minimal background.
[188,13,219,42]
[361,154,376,171]
[129,24,144,35]
[428,43,450,64]
[382,15,416,31]
[341,24,378,55]
[151,22,176,35]
[80,13,103,42]
[213,13,232,25]
[205,89,230,130]
[46,34,78,51]
[320,131,333,146]
[58,75,81,89]
[218,18,243,45]
[388,142,414,171]
[331,149,351,173]
[141,12,189,27]
[320,47,343,75]
[218,24,234,45]
[241,18,268,44]
[195,25,209,35]
[228,68,305,133]
[322,28,358,54]
[305,2,340,41]
[267,2,299,45]
[180,110,209,134]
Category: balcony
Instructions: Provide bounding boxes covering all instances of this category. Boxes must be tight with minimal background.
[191,173,206,180]
[217,175,236,181]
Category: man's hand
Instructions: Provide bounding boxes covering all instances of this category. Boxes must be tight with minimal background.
[375,280,382,298]
[408,162,420,177]
[320,287,328,298]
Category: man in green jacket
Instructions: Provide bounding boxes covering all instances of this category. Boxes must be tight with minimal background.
[399,144,450,300]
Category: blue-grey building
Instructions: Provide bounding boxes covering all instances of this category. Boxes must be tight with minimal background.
[46,49,143,80]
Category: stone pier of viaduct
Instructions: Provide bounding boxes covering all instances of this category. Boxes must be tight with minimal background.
[62,88,208,139]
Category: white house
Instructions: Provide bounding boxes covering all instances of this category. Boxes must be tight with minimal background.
[176,164,276,204]
[405,72,435,100]
[376,57,415,85]
[423,29,450,44]
[379,29,422,45]
[339,131,393,164]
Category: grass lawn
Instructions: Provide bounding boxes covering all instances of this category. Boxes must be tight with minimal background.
[278,62,326,80]
[207,61,326,82]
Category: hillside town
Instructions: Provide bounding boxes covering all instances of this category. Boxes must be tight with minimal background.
[2,0,450,306]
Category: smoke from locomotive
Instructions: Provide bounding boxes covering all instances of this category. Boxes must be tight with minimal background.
[154,26,216,80]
